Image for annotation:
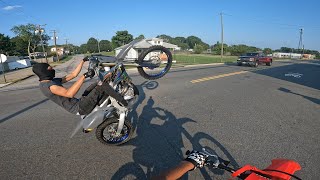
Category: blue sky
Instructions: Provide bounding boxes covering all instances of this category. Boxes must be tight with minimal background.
[1,0,320,50]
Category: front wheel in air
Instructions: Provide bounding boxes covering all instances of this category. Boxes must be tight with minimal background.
[95,117,133,146]
[137,45,172,80]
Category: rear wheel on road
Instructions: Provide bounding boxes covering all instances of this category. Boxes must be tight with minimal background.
[266,61,272,66]
[253,61,258,67]
[237,62,242,66]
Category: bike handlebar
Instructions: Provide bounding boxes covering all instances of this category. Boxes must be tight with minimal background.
[186,148,301,180]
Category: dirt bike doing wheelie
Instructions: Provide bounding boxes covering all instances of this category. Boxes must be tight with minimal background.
[71,40,173,145]
[187,148,301,180]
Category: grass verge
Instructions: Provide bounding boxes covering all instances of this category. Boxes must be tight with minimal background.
[173,54,237,65]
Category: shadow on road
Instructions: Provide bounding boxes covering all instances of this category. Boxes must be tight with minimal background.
[279,87,320,105]
[0,98,49,124]
[253,63,320,90]
[112,84,239,179]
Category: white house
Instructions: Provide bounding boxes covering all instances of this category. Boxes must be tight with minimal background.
[51,47,68,56]
[272,52,302,59]
[115,38,180,60]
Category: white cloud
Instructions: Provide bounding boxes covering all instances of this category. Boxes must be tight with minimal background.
[3,5,22,11]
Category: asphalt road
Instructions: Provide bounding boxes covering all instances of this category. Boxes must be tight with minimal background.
[0,60,319,179]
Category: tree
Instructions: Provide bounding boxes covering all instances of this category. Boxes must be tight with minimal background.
[0,33,13,54]
[66,44,80,54]
[99,40,112,52]
[212,41,228,55]
[79,44,88,54]
[111,31,133,48]
[194,44,205,54]
[263,48,273,55]
[86,37,99,53]
[135,34,145,40]
[156,34,172,42]
[186,36,209,49]
[10,36,28,56]
[228,44,261,56]
[11,24,49,58]
[172,37,189,50]
[279,47,292,53]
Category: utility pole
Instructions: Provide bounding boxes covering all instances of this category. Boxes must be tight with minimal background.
[35,24,48,63]
[220,12,224,63]
[97,39,101,53]
[64,38,69,55]
[51,30,59,62]
[298,28,303,59]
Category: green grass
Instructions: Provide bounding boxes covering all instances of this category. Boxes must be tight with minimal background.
[85,51,116,56]
[173,54,237,65]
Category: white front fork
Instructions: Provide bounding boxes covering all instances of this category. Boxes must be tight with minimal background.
[116,112,125,135]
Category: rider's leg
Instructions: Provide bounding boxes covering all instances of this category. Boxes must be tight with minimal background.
[82,82,98,96]
[78,82,128,115]
[97,82,128,106]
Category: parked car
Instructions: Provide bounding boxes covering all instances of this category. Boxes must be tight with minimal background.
[237,52,272,67]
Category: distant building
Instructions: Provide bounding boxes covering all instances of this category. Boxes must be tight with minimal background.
[115,38,180,59]
[51,47,69,56]
[272,52,302,59]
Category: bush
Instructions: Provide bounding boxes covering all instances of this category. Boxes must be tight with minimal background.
[194,44,204,54]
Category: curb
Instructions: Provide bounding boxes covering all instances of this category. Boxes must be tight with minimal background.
[0,74,35,88]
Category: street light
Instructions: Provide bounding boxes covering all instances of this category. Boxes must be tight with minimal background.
[35,24,48,63]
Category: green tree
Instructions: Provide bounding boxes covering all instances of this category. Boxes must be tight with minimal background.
[99,40,112,52]
[186,36,202,49]
[172,37,189,50]
[111,31,133,48]
[11,24,49,58]
[156,34,172,42]
[279,47,292,53]
[228,44,261,56]
[0,33,13,54]
[194,44,205,54]
[79,44,88,54]
[135,34,145,40]
[10,36,29,56]
[67,44,80,54]
[263,48,273,55]
[87,37,99,53]
[212,41,228,55]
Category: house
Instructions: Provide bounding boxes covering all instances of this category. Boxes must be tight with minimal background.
[114,38,180,59]
[272,52,302,59]
[51,47,68,56]
[302,54,315,59]
[0,54,31,72]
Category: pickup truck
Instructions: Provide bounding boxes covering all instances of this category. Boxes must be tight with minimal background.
[237,52,272,67]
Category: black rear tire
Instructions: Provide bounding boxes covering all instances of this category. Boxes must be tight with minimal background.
[137,45,172,80]
[266,61,272,66]
[95,117,133,146]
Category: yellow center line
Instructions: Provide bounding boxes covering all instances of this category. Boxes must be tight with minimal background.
[191,71,249,83]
